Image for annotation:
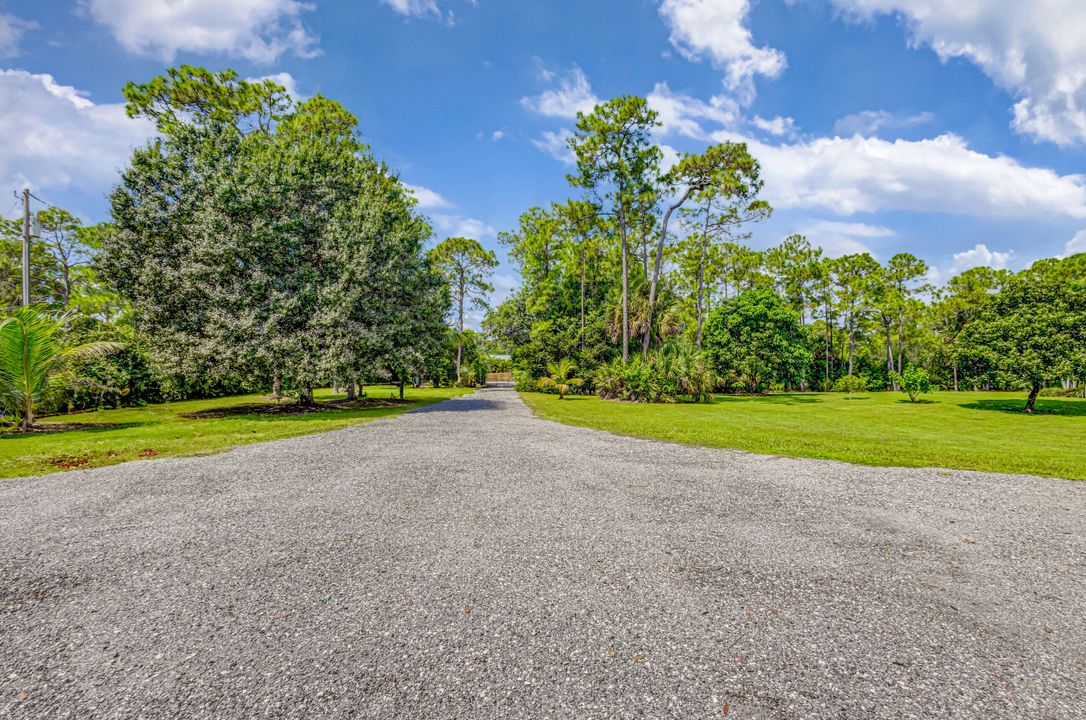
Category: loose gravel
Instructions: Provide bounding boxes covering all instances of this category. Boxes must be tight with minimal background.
[0,387,1083,719]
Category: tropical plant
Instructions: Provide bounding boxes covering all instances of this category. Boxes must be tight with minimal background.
[890,366,934,403]
[0,306,124,431]
[539,358,583,399]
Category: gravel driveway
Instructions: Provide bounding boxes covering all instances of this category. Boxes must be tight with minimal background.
[1,387,1083,719]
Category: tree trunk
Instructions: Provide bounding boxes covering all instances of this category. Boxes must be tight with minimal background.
[896,312,905,373]
[272,372,282,401]
[823,299,831,385]
[644,188,694,358]
[299,386,315,406]
[456,277,465,383]
[884,316,895,389]
[619,206,629,362]
[455,341,463,384]
[580,247,586,353]
[346,382,357,400]
[398,382,405,400]
[1025,382,1041,413]
[696,237,706,350]
[847,313,856,376]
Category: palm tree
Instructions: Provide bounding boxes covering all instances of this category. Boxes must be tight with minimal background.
[538,358,582,400]
[0,305,124,431]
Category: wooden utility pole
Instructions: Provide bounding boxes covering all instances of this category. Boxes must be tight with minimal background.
[21,188,30,306]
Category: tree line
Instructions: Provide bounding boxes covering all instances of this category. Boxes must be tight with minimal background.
[487,95,1086,411]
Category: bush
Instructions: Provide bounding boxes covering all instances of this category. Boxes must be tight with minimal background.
[595,344,715,403]
[513,368,539,392]
[890,366,934,403]
[833,374,868,397]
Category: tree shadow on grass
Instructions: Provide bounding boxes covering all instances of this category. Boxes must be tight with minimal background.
[959,399,1086,417]
[0,422,149,439]
[895,399,937,405]
[713,393,824,405]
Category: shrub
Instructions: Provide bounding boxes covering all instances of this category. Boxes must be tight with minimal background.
[890,366,934,403]
[513,368,539,392]
[538,358,583,400]
[833,373,868,398]
[595,343,715,403]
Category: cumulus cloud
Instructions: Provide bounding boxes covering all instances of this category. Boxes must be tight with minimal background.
[520,67,599,119]
[751,115,796,137]
[0,13,35,58]
[648,82,739,139]
[829,0,1086,145]
[0,69,153,195]
[949,242,1014,274]
[246,72,305,99]
[531,129,576,165]
[658,0,786,101]
[798,219,895,257]
[84,0,319,63]
[735,132,1086,220]
[1063,229,1086,258]
[403,183,455,210]
[833,109,935,137]
[430,214,496,240]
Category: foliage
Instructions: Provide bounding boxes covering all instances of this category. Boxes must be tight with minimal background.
[594,343,715,403]
[957,257,1086,412]
[429,236,497,383]
[101,67,447,402]
[890,366,934,403]
[0,306,124,430]
[702,287,811,393]
[833,374,868,397]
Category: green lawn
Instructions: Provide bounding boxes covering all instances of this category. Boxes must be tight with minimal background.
[1,385,469,479]
[521,390,1086,480]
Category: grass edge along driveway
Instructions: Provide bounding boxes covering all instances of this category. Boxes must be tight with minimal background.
[520,390,1086,481]
[1,385,470,479]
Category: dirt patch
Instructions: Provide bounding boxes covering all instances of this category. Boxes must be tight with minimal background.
[138,448,159,459]
[179,398,413,420]
[48,453,94,470]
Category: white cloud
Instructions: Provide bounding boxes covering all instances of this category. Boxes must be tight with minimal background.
[738,132,1086,220]
[751,115,796,137]
[430,214,496,239]
[648,82,739,139]
[658,0,786,101]
[246,72,304,99]
[381,0,451,23]
[404,183,455,210]
[1063,229,1086,258]
[531,129,576,165]
[520,67,599,119]
[0,14,35,58]
[799,219,895,257]
[84,0,318,63]
[0,70,153,194]
[829,0,1086,145]
[833,109,935,137]
[490,130,505,141]
[949,242,1014,274]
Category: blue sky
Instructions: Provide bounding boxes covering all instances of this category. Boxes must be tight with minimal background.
[3,0,1086,323]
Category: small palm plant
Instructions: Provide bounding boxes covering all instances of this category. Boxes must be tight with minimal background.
[0,305,124,431]
[538,358,582,400]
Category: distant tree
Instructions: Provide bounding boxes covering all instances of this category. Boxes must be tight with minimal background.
[429,237,497,383]
[568,96,661,361]
[831,253,880,376]
[958,259,1086,412]
[703,287,811,393]
[890,365,934,403]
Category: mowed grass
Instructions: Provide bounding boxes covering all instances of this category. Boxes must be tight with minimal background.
[0,385,469,479]
[521,390,1086,480]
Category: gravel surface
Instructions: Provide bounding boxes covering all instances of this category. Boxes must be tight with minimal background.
[1,387,1084,719]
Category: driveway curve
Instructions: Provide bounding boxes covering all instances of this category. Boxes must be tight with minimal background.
[1,387,1083,719]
